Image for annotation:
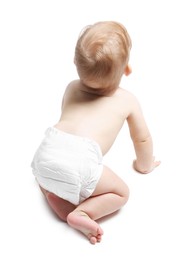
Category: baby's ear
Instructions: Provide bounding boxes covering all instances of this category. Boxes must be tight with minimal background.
[124,64,132,76]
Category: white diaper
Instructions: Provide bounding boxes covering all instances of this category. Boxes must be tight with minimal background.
[31,127,103,205]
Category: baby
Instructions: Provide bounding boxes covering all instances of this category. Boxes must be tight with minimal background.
[31,21,160,244]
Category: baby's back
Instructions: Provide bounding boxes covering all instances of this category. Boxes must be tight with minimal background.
[55,80,132,155]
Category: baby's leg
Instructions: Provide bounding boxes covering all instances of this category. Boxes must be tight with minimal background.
[67,165,129,244]
[39,186,76,222]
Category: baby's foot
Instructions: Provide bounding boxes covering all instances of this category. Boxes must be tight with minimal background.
[67,210,104,244]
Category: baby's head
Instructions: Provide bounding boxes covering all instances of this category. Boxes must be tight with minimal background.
[74,21,132,94]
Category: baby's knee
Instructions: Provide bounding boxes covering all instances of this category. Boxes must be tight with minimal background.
[121,184,130,205]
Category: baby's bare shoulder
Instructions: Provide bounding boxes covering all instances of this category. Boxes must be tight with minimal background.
[113,87,141,117]
[115,87,134,97]
[114,87,138,104]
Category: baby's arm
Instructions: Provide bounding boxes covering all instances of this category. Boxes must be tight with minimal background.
[127,95,160,173]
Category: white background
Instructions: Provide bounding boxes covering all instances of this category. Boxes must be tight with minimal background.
[0,0,188,259]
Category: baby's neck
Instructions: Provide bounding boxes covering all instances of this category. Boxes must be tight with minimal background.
[80,81,117,97]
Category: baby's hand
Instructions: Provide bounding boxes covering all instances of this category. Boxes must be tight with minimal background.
[133,157,161,174]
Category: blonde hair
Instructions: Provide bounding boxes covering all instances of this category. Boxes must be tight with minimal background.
[74,21,132,93]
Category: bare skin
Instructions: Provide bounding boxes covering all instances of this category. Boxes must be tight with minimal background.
[39,66,160,244]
